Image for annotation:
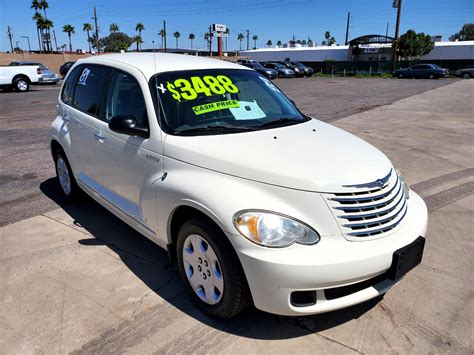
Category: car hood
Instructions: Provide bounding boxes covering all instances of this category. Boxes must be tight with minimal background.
[164,119,393,192]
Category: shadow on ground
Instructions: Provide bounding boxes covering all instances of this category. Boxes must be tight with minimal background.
[40,177,382,340]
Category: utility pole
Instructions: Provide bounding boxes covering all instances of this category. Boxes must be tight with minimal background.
[163,20,167,53]
[345,12,350,45]
[92,7,100,54]
[208,25,213,56]
[52,31,58,52]
[246,30,249,50]
[385,22,389,41]
[391,0,402,72]
[7,26,14,52]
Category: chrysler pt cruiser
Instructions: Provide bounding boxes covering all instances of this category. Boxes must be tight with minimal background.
[48,53,427,319]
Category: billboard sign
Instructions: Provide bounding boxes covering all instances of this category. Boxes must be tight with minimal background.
[212,24,227,32]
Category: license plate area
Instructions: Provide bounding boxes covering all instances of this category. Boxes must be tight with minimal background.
[388,236,425,281]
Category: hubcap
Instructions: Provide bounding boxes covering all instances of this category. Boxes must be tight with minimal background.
[182,234,224,305]
[17,80,28,91]
[57,157,71,195]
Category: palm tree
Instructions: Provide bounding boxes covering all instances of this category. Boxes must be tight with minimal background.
[135,23,145,50]
[110,23,119,33]
[329,36,336,46]
[237,33,244,50]
[173,31,180,48]
[276,40,282,47]
[321,40,326,46]
[31,0,43,52]
[133,35,143,51]
[188,33,195,49]
[204,32,210,49]
[158,29,166,49]
[43,18,53,51]
[324,31,330,46]
[62,24,75,52]
[266,40,272,48]
[40,0,51,51]
[252,35,258,49]
[224,27,230,51]
[83,23,92,53]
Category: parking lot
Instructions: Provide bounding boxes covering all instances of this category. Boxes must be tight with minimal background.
[1,77,473,354]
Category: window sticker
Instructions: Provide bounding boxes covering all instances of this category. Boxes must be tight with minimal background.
[77,67,91,86]
[192,99,240,115]
[160,75,239,102]
[229,100,266,120]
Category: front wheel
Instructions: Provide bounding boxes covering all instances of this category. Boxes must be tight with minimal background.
[462,72,471,79]
[428,74,435,79]
[278,72,283,79]
[176,219,251,319]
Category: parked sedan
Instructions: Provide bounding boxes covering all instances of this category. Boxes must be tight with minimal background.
[288,61,314,77]
[454,65,474,79]
[263,62,295,78]
[393,64,448,79]
[60,61,76,77]
[278,62,305,77]
[237,61,277,79]
[9,61,60,84]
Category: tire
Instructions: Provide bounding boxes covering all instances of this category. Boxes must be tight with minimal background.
[462,72,471,79]
[398,73,404,78]
[428,74,435,79]
[53,148,80,202]
[176,218,251,319]
[278,72,283,79]
[13,77,30,92]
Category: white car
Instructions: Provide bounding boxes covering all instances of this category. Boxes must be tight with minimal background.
[48,53,428,318]
[0,64,41,92]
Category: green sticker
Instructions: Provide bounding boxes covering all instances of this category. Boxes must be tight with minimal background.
[192,100,240,115]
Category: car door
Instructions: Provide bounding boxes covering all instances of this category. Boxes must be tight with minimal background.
[91,68,163,230]
[67,64,112,193]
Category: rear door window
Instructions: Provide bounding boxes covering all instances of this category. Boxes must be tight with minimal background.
[72,64,111,118]
[61,64,83,105]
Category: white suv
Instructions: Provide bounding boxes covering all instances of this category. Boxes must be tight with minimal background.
[48,53,428,319]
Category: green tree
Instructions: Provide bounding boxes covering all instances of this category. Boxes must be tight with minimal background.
[397,29,434,59]
[40,0,51,51]
[62,24,75,52]
[449,23,474,41]
[301,39,307,46]
[109,23,119,33]
[83,23,92,53]
[158,29,166,49]
[276,40,282,47]
[173,31,180,48]
[31,1,43,52]
[237,33,244,50]
[101,32,133,52]
[324,31,330,46]
[204,32,210,49]
[133,35,143,51]
[329,36,336,46]
[188,33,195,49]
[135,23,145,50]
[252,35,258,49]
[266,39,272,47]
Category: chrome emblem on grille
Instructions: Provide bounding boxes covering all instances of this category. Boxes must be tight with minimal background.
[343,169,392,189]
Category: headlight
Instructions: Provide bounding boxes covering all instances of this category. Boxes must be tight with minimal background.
[396,169,410,199]
[233,211,320,247]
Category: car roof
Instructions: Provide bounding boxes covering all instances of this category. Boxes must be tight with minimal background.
[77,53,250,79]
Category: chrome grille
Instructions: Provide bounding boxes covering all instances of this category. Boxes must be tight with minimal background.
[324,170,408,238]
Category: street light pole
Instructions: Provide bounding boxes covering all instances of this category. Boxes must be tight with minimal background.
[21,36,31,52]
[391,0,402,73]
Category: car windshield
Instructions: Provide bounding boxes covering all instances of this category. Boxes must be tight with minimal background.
[273,63,285,69]
[151,69,308,135]
[292,62,305,68]
[253,63,266,70]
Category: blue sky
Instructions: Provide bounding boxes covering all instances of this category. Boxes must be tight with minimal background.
[1,0,473,52]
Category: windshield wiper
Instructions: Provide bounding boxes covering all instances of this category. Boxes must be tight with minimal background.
[256,118,304,129]
[175,125,256,135]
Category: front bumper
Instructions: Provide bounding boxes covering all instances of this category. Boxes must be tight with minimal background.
[38,75,60,83]
[231,191,428,316]
[283,72,295,78]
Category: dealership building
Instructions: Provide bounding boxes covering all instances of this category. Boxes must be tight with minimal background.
[239,37,474,72]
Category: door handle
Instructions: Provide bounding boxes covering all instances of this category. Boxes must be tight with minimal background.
[93,133,106,142]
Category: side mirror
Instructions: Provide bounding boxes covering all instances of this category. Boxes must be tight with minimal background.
[109,115,149,138]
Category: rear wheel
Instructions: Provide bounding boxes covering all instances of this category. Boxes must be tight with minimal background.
[462,72,471,79]
[176,218,251,319]
[278,72,283,79]
[398,73,404,78]
[13,77,30,92]
[53,148,80,202]
[428,74,435,79]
